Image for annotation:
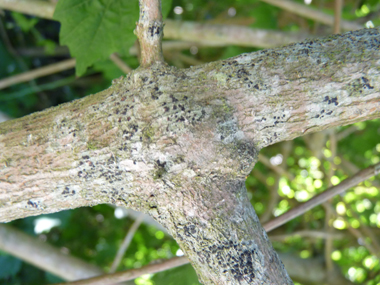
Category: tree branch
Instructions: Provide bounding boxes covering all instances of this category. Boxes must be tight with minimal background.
[55,256,189,285]
[0,224,102,280]
[263,162,380,232]
[0,0,310,49]
[0,59,76,90]
[134,0,164,66]
[260,0,362,31]
[1,24,380,285]
[110,214,145,273]
[163,20,308,49]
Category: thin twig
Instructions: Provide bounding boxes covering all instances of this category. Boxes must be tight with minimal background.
[269,230,345,241]
[134,0,165,66]
[164,20,309,48]
[0,59,76,90]
[1,0,310,49]
[109,53,132,74]
[0,0,55,19]
[263,162,380,232]
[323,131,337,272]
[110,214,145,273]
[54,256,189,285]
[334,0,343,34]
[260,0,362,31]
[258,154,295,181]
[0,224,103,280]
[336,125,359,141]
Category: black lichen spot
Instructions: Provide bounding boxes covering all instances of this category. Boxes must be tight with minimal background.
[82,155,89,159]
[361,77,374,89]
[27,200,38,208]
[62,186,70,195]
[170,94,178,102]
[323,96,338,106]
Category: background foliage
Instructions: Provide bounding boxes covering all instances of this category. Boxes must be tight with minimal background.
[0,0,380,284]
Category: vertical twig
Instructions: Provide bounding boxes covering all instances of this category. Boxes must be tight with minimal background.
[134,0,165,67]
[109,214,145,273]
[334,0,343,34]
[323,131,337,272]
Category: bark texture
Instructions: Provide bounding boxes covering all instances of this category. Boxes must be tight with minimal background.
[1,27,380,284]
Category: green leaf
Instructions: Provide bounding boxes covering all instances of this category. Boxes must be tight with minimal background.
[11,12,39,32]
[53,0,140,76]
[162,0,173,18]
[0,255,22,279]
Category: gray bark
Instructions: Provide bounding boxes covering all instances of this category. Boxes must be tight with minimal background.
[1,27,380,284]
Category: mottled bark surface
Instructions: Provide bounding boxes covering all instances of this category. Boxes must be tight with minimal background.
[1,27,380,284]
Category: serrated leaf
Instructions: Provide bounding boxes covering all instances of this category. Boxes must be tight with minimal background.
[54,0,172,76]
[53,0,139,76]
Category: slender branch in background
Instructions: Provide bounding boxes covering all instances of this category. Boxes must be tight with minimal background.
[110,214,145,273]
[323,131,337,272]
[134,0,165,66]
[334,0,343,34]
[0,0,309,49]
[263,162,380,232]
[55,256,189,285]
[164,20,308,48]
[0,16,51,106]
[16,41,226,58]
[0,224,103,281]
[164,51,204,66]
[0,75,76,101]
[258,154,295,180]
[259,0,362,31]
[260,141,293,223]
[0,58,76,90]
[0,0,54,19]
[0,52,132,91]
[336,125,359,141]
[269,230,345,241]
[109,53,132,73]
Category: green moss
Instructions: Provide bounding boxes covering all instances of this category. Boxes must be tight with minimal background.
[143,126,155,140]
[87,142,99,150]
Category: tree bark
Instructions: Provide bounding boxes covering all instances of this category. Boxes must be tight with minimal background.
[1,27,380,284]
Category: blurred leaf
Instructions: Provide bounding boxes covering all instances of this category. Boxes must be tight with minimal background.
[11,12,39,32]
[0,255,22,279]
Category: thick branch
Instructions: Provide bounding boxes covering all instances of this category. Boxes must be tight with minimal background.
[0,224,102,280]
[1,27,380,285]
